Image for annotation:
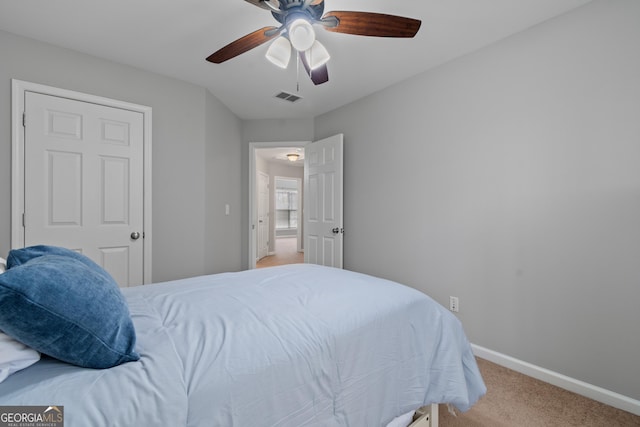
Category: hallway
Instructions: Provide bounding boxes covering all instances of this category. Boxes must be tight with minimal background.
[256,237,304,268]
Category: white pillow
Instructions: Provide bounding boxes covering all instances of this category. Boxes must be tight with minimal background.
[0,332,41,383]
[0,257,6,274]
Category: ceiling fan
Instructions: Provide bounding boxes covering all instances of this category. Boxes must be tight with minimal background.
[206,0,421,85]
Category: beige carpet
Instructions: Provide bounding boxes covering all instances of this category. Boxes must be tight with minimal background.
[440,358,640,426]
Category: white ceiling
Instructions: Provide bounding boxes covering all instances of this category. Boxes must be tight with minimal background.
[257,147,305,167]
[0,0,592,120]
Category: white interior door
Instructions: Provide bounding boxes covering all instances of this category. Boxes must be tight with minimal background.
[257,171,269,260]
[304,134,343,268]
[23,91,145,287]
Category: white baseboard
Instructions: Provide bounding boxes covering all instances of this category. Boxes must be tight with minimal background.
[471,344,640,416]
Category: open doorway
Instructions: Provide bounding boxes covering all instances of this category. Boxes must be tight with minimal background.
[257,177,303,268]
[249,142,308,269]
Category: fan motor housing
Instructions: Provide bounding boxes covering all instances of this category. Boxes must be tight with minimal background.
[272,1,324,24]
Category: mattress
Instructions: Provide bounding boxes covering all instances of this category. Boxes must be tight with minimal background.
[0,264,485,426]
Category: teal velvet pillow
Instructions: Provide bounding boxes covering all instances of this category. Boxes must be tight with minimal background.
[0,247,139,368]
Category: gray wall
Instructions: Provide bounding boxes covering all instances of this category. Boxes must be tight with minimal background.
[204,91,243,274]
[0,30,243,282]
[315,0,640,400]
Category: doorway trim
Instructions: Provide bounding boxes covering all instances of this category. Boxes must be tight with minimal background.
[248,141,309,269]
[11,79,153,283]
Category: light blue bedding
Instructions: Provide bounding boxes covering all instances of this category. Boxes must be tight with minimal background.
[0,264,485,426]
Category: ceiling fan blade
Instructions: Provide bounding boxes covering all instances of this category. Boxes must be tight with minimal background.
[206,26,279,64]
[243,0,277,10]
[322,11,421,38]
[300,51,329,85]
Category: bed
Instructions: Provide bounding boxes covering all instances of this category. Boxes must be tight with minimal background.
[0,246,485,427]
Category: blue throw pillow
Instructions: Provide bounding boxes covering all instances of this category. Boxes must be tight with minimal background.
[0,249,139,369]
[7,245,112,281]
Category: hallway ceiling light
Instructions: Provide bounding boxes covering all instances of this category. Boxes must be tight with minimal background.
[286,153,300,161]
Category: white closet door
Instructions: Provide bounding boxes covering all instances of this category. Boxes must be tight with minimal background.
[24,91,145,287]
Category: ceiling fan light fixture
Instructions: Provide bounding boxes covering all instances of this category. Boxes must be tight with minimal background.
[265,36,292,68]
[208,1,422,87]
[286,153,300,161]
[288,18,316,52]
[306,40,330,70]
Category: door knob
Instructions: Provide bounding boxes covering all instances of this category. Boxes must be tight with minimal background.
[332,227,340,234]
[131,231,141,240]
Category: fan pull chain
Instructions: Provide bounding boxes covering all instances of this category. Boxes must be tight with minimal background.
[296,51,300,93]
[308,48,313,83]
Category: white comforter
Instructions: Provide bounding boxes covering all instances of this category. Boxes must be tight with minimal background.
[0,264,485,426]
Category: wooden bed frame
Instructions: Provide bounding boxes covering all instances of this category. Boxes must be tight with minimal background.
[408,404,439,427]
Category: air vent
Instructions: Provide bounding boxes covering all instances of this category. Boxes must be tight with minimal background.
[274,91,302,103]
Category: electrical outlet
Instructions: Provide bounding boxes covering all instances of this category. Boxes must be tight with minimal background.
[449,296,459,312]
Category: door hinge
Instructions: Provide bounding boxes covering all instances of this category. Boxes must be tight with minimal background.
[22,213,25,227]
[22,112,26,127]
